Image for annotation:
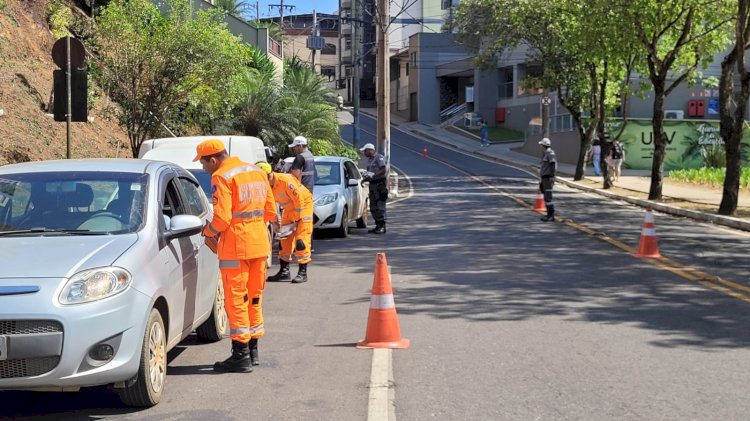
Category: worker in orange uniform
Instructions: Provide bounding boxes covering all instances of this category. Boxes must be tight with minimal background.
[195,139,277,373]
[256,161,313,284]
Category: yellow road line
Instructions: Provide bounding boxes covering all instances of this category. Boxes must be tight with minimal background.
[390,139,750,304]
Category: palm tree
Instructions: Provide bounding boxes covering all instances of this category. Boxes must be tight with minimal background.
[213,0,248,18]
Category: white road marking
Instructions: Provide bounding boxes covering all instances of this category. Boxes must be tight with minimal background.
[367,348,396,421]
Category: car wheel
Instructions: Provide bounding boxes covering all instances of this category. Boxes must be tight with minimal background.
[356,199,369,228]
[196,275,227,342]
[118,308,166,407]
[336,207,349,238]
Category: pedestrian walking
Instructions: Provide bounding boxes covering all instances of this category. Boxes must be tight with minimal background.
[591,141,602,176]
[609,139,625,182]
[195,139,277,372]
[538,137,557,222]
[288,135,316,195]
[360,143,388,234]
[480,120,490,147]
[257,162,314,284]
[336,94,344,111]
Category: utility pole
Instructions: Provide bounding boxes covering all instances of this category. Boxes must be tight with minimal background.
[269,1,295,59]
[352,0,361,149]
[311,10,317,73]
[376,0,390,170]
[255,1,259,22]
[541,92,551,138]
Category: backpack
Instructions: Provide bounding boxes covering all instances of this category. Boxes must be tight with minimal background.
[612,143,623,160]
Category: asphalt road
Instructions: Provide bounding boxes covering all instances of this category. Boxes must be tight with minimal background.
[3,114,750,420]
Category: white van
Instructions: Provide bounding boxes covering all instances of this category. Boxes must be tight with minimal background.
[139,135,268,195]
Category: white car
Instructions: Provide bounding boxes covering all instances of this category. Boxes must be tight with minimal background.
[140,135,275,263]
[312,156,369,237]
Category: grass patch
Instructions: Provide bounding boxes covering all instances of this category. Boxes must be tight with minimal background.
[669,167,750,189]
[459,124,524,143]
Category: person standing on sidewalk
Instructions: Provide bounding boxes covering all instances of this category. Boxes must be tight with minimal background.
[539,137,557,222]
[360,143,388,234]
[480,120,490,147]
[288,136,316,195]
[195,139,277,372]
[257,162,314,284]
[591,141,602,176]
[609,139,625,182]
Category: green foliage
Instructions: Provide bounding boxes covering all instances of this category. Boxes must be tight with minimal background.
[251,21,283,43]
[213,0,248,18]
[670,167,750,189]
[308,139,358,159]
[92,0,249,156]
[47,0,72,39]
[235,57,342,159]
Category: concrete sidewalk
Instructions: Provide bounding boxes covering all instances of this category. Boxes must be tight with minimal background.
[350,108,750,232]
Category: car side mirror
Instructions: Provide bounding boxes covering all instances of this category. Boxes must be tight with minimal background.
[166,214,203,240]
[347,178,359,187]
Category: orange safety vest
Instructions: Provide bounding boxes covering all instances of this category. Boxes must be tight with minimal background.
[272,172,313,225]
[203,157,277,260]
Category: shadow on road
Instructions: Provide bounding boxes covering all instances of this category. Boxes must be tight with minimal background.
[311,172,750,351]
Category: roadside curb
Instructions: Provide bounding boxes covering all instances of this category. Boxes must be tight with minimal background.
[408,128,750,233]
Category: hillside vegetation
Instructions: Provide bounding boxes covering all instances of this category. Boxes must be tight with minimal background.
[0,0,129,165]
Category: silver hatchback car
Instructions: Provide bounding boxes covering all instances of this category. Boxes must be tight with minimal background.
[0,159,227,407]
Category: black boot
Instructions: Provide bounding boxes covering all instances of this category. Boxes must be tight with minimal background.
[268,260,291,282]
[292,263,308,283]
[368,221,381,234]
[373,221,386,234]
[249,338,259,366]
[540,205,555,222]
[213,340,252,373]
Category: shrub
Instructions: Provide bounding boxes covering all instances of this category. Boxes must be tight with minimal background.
[670,167,750,189]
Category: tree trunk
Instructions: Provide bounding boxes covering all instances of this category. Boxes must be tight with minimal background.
[648,80,667,200]
[719,0,750,215]
[718,46,739,215]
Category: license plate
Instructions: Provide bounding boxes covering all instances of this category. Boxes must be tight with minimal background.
[0,336,6,361]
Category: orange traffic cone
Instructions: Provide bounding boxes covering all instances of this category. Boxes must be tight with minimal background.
[533,189,547,213]
[357,253,410,349]
[422,144,428,157]
[635,208,661,258]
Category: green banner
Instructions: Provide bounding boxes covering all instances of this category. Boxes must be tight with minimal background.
[605,119,750,170]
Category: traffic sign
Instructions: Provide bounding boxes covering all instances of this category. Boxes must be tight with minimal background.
[541,96,552,106]
[52,37,85,69]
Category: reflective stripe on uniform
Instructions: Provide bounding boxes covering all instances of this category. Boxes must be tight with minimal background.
[280,254,293,261]
[232,210,265,219]
[219,260,240,268]
[249,323,264,334]
[295,208,303,213]
[207,224,220,235]
[222,165,263,180]
[301,216,313,221]
[296,254,311,260]
[370,294,395,309]
[278,200,292,207]
[230,327,251,335]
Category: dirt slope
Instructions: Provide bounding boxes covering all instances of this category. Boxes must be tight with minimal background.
[0,0,129,165]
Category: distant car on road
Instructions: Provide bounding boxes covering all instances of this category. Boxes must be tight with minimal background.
[0,159,226,407]
[312,156,369,237]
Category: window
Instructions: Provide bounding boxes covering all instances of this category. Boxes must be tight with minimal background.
[314,162,341,186]
[321,66,336,78]
[178,177,206,216]
[410,52,416,67]
[162,179,186,220]
[322,43,337,55]
[405,63,409,76]
[344,161,361,180]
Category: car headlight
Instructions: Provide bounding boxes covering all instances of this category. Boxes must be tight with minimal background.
[315,193,338,206]
[59,267,132,305]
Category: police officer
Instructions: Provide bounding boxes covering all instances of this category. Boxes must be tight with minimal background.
[288,135,315,194]
[360,143,388,234]
[539,137,557,222]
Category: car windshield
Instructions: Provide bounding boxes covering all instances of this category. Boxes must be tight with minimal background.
[0,171,149,235]
[315,162,340,186]
[188,169,212,196]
